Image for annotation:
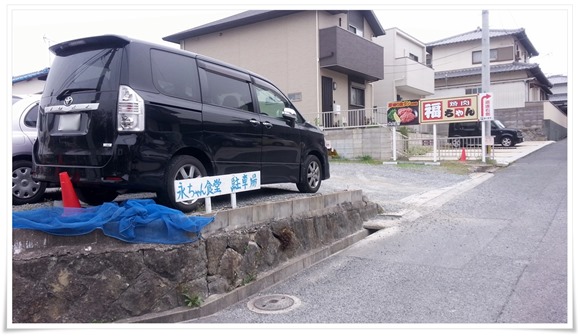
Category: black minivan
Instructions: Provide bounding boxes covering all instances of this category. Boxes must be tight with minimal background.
[33,35,330,212]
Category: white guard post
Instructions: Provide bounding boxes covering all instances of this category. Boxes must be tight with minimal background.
[481,121,486,163]
[432,124,437,162]
[174,171,261,213]
[392,126,397,161]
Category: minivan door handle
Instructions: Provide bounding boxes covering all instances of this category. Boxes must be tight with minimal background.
[249,118,260,127]
[261,121,273,129]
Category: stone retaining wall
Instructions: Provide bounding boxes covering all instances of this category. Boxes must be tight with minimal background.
[12,191,382,323]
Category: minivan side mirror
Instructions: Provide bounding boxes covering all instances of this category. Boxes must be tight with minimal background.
[282,108,297,121]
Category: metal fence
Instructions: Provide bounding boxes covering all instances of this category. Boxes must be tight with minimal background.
[393,135,495,162]
[318,107,495,162]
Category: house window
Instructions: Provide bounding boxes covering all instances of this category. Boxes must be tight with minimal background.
[409,53,419,62]
[465,87,482,95]
[473,47,514,64]
[472,49,498,64]
[350,84,365,107]
[348,25,363,37]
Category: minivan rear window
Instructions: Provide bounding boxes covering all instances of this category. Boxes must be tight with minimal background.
[43,48,122,98]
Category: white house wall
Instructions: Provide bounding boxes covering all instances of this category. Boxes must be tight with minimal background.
[372,30,396,107]
[372,28,433,107]
[318,11,345,29]
[493,82,526,108]
[182,11,320,121]
[393,32,425,61]
[429,87,466,99]
[433,81,525,109]
[543,102,567,128]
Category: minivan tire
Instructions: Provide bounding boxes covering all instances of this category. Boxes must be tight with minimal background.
[75,187,118,205]
[12,160,47,205]
[501,136,514,147]
[157,155,207,213]
[297,155,322,193]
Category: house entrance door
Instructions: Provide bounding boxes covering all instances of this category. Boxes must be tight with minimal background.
[321,76,334,127]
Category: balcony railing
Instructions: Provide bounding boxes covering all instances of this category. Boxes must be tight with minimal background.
[316,107,391,129]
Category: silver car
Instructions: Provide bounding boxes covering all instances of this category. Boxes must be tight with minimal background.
[12,94,46,205]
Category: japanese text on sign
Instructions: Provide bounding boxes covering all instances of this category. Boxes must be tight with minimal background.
[419,95,479,124]
[479,93,494,121]
[174,171,261,202]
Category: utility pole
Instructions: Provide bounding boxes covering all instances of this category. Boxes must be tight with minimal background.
[481,10,491,162]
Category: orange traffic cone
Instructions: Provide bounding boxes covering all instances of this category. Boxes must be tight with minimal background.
[59,172,81,208]
[459,148,467,162]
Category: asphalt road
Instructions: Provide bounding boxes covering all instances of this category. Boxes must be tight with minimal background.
[184,139,568,327]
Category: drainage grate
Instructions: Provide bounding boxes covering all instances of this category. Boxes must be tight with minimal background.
[247,294,301,314]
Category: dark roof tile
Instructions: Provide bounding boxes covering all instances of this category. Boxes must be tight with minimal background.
[163,10,385,43]
[426,28,539,56]
[435,62,552,91]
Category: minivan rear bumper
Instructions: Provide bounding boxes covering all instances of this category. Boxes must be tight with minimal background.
[32,136,171,191]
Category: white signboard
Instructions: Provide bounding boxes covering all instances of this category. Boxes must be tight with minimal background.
[479,92,494,121]
[174,171,261,202]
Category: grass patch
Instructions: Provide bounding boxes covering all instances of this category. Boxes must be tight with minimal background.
[182,292,203,308]
[406,146,432,157]
[330,155,382,165]
[357,155,383,165]
[394,161,491,175]
[435,161,473,175]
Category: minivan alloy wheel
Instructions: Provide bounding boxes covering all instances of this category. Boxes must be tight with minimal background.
[297,155,322,193]
[174,164,202,206]
[158,155,207,213]
[306,161,320,188]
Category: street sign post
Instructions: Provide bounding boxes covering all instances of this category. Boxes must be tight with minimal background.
[479,92,494,121]
[479,93,494,162]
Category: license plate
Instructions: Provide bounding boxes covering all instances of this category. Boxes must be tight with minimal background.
[58,114,81,131]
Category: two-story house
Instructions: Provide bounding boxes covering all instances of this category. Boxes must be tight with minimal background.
[547,75,568,114]
[372,27,434,107]
[163,10,385,128]
[426,28,566,141]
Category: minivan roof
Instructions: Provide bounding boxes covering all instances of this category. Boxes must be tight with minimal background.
[49,34,270,84]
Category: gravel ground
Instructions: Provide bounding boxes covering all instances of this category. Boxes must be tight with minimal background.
[12,161,477,215]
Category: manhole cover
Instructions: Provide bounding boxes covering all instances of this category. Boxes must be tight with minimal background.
[247,294,301,314]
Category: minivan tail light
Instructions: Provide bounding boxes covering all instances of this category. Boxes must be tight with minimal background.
[117,85,145,132]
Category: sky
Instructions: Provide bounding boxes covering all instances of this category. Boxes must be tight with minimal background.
[5,2,574,78]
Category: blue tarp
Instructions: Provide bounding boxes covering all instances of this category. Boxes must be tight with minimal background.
[12,199,214,244]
